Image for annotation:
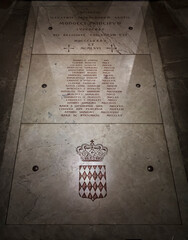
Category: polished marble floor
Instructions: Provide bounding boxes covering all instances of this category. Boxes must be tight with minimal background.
[0,1,188,239]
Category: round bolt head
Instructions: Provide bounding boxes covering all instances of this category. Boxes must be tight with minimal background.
[147,165,154,172]
[32,165,39,172]
[48,27,53,30]
[42,84,47,88]
[136,83,141,88]
[129,26,133,30]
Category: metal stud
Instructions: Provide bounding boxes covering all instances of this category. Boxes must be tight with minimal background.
[32,165,39,172]
[42,84,47,88]
[136,83,141,88]
[147,166,154,172]
[129,26,133,30]
[48,27,53,30]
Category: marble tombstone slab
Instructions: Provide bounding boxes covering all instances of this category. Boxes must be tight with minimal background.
[33,3,149,54]
[6,1,182,226]
[7,124,180,224]
[22,55,161,123]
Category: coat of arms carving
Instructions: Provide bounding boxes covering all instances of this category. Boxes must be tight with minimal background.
[76,140,108,201]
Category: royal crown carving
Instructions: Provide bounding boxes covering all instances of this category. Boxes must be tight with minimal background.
[76,140,108,161]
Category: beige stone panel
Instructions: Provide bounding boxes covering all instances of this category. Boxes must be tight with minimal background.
[7,124,180,224]
[32,3,149,54]
[22,55,161,123]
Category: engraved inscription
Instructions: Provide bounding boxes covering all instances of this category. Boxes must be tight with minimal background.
[59,58,124,118]
[33,5,149,54]
[22,55,162,123]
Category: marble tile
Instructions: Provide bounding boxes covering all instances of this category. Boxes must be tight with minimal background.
[32,3,149,54]
[22,55,161,123]
[144,6,188,224]
[0,5,38,224]
[164,60,188,79]
[167,78,188,132]
[7,124,180,224]
[159,35,188,64]
[1,1,188,238]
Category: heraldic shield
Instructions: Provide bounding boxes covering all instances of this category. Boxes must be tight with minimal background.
[77,140,108,201]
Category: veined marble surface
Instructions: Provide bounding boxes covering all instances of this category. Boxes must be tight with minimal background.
[22,55,161,123]
[33,2,149,54]
[1,1,187,236]
[7,124,180,224]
